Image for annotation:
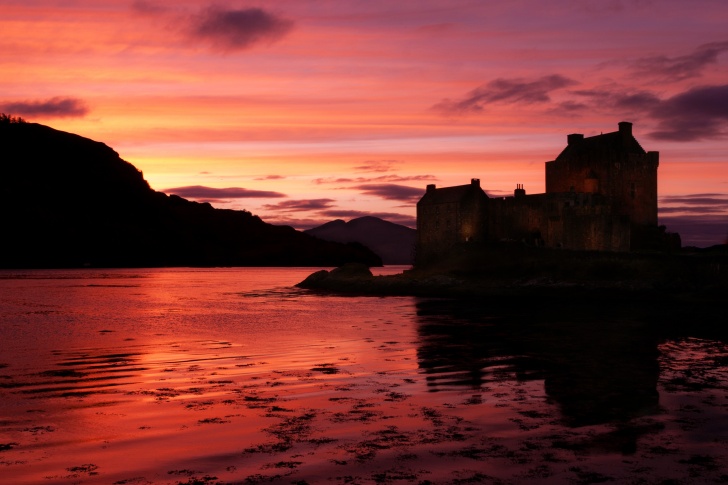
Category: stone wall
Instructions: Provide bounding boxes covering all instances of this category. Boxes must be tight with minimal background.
[487,193,631,251]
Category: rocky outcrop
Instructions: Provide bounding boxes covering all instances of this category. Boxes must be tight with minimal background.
[297,243,728,299]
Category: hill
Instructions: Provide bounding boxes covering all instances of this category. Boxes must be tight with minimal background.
[305,216,416,264]
[0,119,381,268]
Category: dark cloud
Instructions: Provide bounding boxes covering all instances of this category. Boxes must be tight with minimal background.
[313,174,436,185]
[658,215,728,247]
[0,97,88,118]
[188,7,293,52]
[660,194,728,206]
[433,75,578,115]
[572,88,662,112]
[648,84,728,141]
[657,186,728,247]
[631,41,728,82]
[354,160,400,173]
[354,184,424,202]
[658,194,728,219]
[131,0,167,14]
[164,185,285,199]
[556,100,589,112]
[567,83,728,141]
[262,199,336,212]
[255,175,285,181]
[659,206,726,214]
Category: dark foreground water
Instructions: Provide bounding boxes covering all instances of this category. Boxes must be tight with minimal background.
[1,268,727,484]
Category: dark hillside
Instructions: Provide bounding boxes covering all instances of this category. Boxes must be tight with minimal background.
[306,216,416,264]
[0,120,381,268]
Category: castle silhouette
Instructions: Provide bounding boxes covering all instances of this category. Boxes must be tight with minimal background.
[417,122,678,262]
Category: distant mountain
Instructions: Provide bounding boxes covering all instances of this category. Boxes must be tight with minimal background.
[305,216,416,264]
[0,119,381,268]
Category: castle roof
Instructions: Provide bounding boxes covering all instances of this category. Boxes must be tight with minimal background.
[417,180,487,205]
[555,121,647,161]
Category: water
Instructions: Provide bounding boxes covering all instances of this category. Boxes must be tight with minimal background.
[1,268,727,484]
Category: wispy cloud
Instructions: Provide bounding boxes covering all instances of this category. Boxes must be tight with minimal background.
[313,174,436,185]
[354,183,424,202]
[630,40,728,82]
[254,175,285,181]
[188,6,294,52]
[164,185,285,199]
[660,193,728,206]
[433,75,578,115]
[353,160,400,173]
[262,199,336,212]
[659,194,728,219]
[0,97,88,118]
[572,88,662,112]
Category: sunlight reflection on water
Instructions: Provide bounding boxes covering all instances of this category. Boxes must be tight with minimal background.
[1,267,727,484]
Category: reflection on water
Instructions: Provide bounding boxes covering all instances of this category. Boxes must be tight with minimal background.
[416,299,661,427]
[1,268,728,484]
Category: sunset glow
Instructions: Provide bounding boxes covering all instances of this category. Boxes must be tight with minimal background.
[2,0,727,245]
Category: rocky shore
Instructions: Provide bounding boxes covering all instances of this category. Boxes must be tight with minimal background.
[296,243,728,305]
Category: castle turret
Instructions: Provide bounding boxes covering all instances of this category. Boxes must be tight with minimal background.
[567,133,584,145]
[618,121,632,136]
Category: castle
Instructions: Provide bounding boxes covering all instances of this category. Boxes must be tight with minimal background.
[417,122,675,262]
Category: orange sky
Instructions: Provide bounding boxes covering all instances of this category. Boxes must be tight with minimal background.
[1,0,727,245]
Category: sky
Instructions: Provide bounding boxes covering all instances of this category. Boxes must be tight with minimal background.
[1,0,727,246]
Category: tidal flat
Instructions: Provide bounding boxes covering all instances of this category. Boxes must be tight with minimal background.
[1,267,727,484]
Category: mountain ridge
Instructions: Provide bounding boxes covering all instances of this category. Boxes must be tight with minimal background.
[305,216,416,264]
[0,119,381,268]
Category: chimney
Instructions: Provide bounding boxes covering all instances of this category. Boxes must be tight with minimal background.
[471,178,480,187]
[567,133,584,145]
[514,184,526,198]
[618,121,632,135]
[426,184,436,193]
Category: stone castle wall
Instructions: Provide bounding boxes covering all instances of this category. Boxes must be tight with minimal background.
[488,193,631,251]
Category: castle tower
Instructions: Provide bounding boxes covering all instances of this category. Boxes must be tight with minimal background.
[544,121,659,226]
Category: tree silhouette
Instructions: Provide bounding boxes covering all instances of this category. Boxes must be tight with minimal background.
[0,113,27,124]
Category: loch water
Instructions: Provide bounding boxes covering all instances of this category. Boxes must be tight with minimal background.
[1,267,727,484]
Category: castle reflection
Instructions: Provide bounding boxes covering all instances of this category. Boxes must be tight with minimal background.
[414,298,661,428]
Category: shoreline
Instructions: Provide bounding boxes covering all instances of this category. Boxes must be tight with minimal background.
[296,245,727,306]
